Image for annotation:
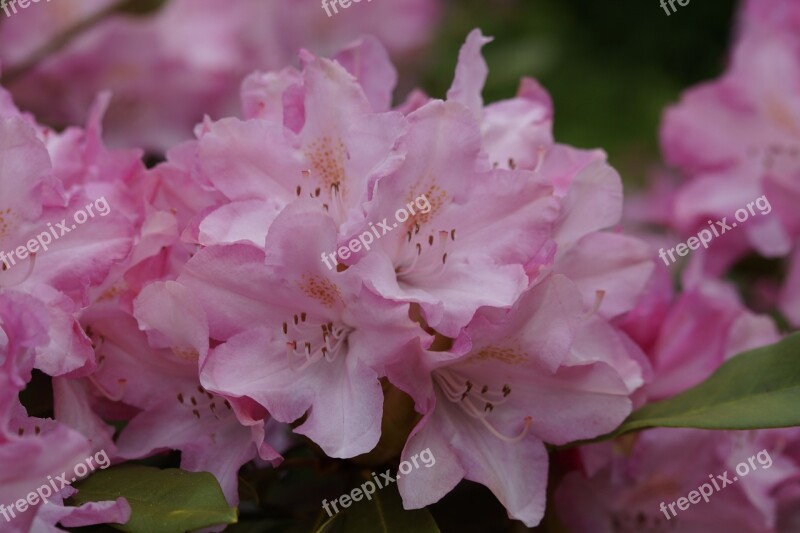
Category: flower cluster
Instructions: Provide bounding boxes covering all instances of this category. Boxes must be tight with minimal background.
[2,0,800,531]
[0,20,657,526]
[135,29,658,526]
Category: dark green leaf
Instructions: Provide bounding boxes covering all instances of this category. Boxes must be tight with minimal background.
[70,465,237,533]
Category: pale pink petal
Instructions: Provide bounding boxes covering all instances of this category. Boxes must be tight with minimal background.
[202,327,384,459]
[447,29,493,120]
[56,499,131,529]
[334,36,398,112]
[482,77,553,170]
[556,232,655,318]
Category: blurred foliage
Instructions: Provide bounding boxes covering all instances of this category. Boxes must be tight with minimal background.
[412,0,738,187]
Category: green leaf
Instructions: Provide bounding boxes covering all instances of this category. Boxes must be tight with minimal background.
[612,332,800,437]
[70,465,237,533]
[315,480,439,533]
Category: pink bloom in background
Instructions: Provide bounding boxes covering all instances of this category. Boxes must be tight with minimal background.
[0,0,441,152]
[620,269,779,401]
[555,427,800,533]
[658,0,800,325]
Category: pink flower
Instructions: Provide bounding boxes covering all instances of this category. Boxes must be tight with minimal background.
[367,30,651,526]
[438,30,655,324]
[83,287,281,506]
[179,44,407,250]
[348,99,560,336]
[0,292,130,532]
[659,0,800,325]
[155,34,564,337]
[0,86,148,531]
[556,258,786,532]
[178,206,431,458]
[11,23,655,527]
[620,272,779,401]
[0,0,441,152]
[555,428,800,533]
[0,89,138,377]
[391,275,643,526]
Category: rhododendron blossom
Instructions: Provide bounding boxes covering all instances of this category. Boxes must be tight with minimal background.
[1,2,798,531]
[101,27,655,527]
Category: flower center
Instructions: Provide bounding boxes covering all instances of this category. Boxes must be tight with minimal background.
[282,312,353,371]
[175,385,233,422]
[395,226,454,281]
[434,368,531,443]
